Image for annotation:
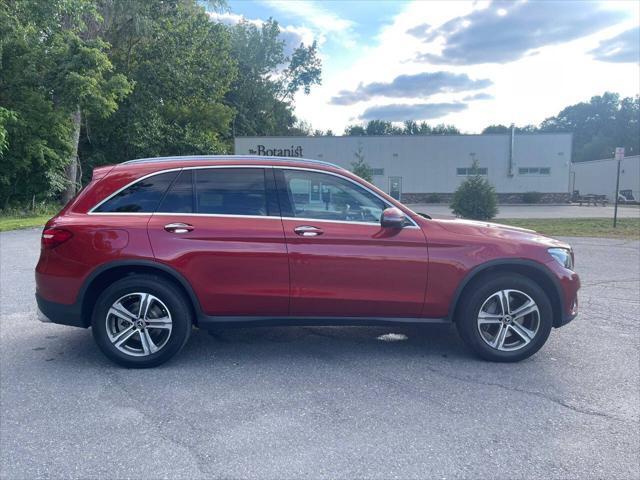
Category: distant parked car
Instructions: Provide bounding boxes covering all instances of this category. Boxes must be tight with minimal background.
[36,156,580,367]
[618,189,636,204]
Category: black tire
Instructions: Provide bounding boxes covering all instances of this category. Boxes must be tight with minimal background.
[91,275,192,368]
[455,273,553,362]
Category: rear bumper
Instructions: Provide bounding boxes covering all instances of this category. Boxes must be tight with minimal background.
[35,294,85,328]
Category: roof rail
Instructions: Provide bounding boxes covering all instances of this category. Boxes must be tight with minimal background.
[121,155,344,170]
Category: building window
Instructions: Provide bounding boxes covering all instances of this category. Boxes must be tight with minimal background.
[371,168,384,176]
[519,167,551,175]
[457,167,488,176]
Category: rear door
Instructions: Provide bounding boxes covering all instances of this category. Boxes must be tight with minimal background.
[276,167,429,318]
[147,167,289,316]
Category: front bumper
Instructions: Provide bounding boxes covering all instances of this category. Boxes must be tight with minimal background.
[36,294,85,328]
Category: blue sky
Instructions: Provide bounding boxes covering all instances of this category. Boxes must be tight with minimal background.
[214,0,639,133]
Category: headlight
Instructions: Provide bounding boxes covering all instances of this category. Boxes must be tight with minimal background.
[548,248,574,270]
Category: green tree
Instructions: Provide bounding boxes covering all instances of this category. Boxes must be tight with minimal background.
[351,144,372,182]
[224,18,321,137]
[345,120,460,136]
[482,124,538,134]
[450,160,498,220]
[430,123,460,135]
[344,124,366,135]
[539,92,639,161]
[79,0,235,172]
[0,0,131,205]
[482,124,510,134]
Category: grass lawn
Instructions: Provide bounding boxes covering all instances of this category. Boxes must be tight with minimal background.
[0,214,53,232]
[499,217,640,239]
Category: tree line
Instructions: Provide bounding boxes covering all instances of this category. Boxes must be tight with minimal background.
[338,93,639,164]
[0,0,321,207]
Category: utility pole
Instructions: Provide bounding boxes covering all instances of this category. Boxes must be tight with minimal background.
[613,147,624,228]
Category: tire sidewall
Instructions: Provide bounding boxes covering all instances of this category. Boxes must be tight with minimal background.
[92,275,192,368]
[456,274,553,362]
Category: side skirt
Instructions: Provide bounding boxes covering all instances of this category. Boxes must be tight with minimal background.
[197,315,450,329]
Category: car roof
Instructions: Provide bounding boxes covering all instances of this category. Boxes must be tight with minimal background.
[121,155,344,171]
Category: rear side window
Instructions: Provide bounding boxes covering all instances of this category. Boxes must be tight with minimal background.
[195,168,267,216]
[157,170,194,213]
[93,171,178,213]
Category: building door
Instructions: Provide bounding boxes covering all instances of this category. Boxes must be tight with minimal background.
[389,176,402,201]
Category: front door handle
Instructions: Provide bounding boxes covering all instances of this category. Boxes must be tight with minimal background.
[164,222,194,234]
[294,225,323,237]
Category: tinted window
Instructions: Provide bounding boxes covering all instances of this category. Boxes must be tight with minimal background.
[195,168,267,216]
[94,171,178,213]
[158,170,193,213]
[282,170,385,223]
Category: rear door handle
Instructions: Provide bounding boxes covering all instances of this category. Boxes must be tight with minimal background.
[164,222,194,234]
[294,225,323,237]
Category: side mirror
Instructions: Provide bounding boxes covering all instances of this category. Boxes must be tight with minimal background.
[381,207,405,228]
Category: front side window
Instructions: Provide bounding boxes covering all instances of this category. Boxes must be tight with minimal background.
[94,171,178,213]
[195,168,267,216]
[281,170,386,223]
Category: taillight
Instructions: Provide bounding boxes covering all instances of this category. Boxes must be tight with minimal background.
[41,228,73,249]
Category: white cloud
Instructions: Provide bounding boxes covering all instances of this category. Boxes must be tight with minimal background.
[261,0,356,47]
[291,0,639,134]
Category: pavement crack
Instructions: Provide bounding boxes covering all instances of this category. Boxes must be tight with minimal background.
[103,369,209,477]
[421,365,632,423]
[582,278,640,287]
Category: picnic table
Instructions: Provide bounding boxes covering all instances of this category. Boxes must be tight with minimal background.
[577,194,608,206]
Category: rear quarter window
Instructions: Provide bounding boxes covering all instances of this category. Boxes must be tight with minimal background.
[93,171,178,213]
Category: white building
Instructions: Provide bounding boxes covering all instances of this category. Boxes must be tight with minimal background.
[234,133,573,203]
[571,155,640,202]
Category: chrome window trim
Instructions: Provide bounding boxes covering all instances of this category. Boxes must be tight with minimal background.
[151,212,278,220]
[274,165,419,227]
[88,164,419,227]
[281,216,420,228]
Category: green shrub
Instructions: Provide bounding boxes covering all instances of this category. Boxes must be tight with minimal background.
[426,193,440,203]
[522,191,543,204]
[450,164,498,220]
[351,144,373,182]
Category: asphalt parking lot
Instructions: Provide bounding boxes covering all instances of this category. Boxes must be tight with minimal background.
[1,228,639,479]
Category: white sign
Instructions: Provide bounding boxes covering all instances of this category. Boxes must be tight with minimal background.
[615,147,625,160]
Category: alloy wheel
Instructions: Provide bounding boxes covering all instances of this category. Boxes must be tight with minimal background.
[105,293,173,357]
[477,289,540,352]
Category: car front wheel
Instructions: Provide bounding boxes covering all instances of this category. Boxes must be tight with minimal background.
[456,273,553,362]
[91,275,192,368]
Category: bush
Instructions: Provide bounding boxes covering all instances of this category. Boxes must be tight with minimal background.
[522,191,543,204]
[351,144,373,182]
[426,193,440,203]
[450,166,498,220]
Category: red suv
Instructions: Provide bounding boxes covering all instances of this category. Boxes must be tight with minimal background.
[36,156,579,367]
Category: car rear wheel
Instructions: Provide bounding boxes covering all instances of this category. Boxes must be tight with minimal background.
[456,273,553,362]
[91,275,192,368]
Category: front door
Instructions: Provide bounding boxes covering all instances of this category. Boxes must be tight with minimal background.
[147,167,289,316]
[276,168,428,318]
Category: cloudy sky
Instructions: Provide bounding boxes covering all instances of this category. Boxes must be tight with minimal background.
[215,0,639,133]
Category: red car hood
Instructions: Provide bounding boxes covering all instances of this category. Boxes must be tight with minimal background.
[432,218,571,249]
